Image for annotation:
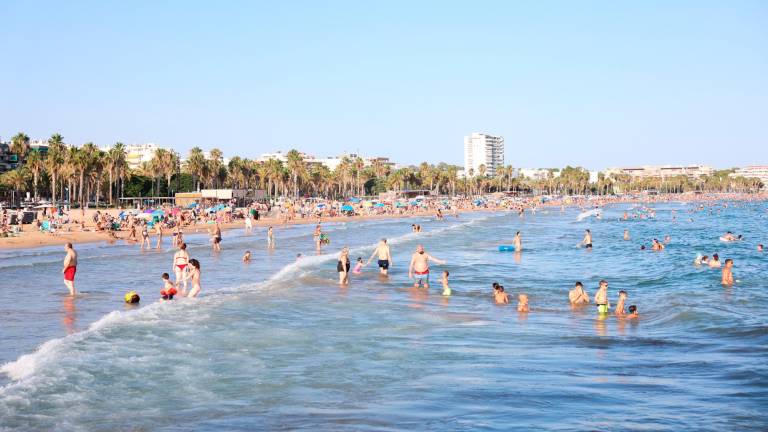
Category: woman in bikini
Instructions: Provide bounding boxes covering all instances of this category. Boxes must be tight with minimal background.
[173,243,190,295]
[337,247,350,285]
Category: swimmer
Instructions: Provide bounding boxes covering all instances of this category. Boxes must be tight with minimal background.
[568,281,589,305]
[367,238,393,276]
[185,259,202,297]
[267,226,275,247]
[623,230,630,241]
[352,257,363,274]
[640,245,646,250]
[664,235,671,244]
[615,290,627,316]
[408,244,446,288]
[721,258,734,286]
[758,244,763,252]
[441,271,451,296]
[582,229,592,249]
[296,253,303,261]
[626,305,639,318]
[160,273,178,300]
[242,250,251,263]
[494,285,509,304]
[694,254,709,266]
[594,280,610,314]
[709,253,721,268]
[652,239,665,251]
[517,293,529,312]
[62,242,78,296]
[513,231,522,252]
[173,243,190,294]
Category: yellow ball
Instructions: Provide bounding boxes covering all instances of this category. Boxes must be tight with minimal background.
[124,291,140,304]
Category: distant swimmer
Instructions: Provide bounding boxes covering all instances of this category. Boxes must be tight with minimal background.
[720,231,739,242]
[155,223,163,249]
[694,254,709,266]
[568,281,589,305]
[623,230,630,241]
[367,239,393,276]
[337,247,351,285]
[140,223,150,249]
[664,235,671,244]
[186,259,202,297]
[652,239,665,251]
[242,250,251,263]
[709,253,721,268]
[408,244,446,288]
[62,242,78,296]
[513,231,522,252]
[615,290,627,316]
[721,259,734,286]
[759,244,764,252]
[441,271,451,296]
[494,285,509,304]
[582,229,592,249]
[626,305,639,318]
[313,224,322,249]
[517,293,529,312]
[594,280,610,314]
[173,243,190,295]
[160,273,177,301]
[210,222,222,251]
[267,226,275,248]
[353,257,363,274]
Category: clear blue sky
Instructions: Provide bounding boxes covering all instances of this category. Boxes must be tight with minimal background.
[1,1,766,169]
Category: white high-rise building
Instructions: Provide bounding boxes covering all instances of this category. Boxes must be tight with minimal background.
[463,133,504,177]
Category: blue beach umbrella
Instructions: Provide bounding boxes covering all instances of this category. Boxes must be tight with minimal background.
[341,205,354,212]
[349,197,361,203]
[374,203,385,208]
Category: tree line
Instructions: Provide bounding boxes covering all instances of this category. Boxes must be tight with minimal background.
[0,132,763,207]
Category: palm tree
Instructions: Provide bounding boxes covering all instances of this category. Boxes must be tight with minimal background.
[1,168,30,203]
[26,150,45,201]
[10,132,30,164]
[104,143,127,206]
[352,157,365,196]
[208,148,224,188]
[46,134,65,204]
[286,149,306,198]
[185,147,206,190]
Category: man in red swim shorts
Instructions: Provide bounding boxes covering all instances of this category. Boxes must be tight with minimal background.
[62,242,78,296]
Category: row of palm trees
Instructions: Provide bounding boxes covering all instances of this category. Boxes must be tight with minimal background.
[1,131,764,207]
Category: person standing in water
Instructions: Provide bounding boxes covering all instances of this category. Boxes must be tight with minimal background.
[313,224,322,250]
[211,222,222,252]
[623,230,630,241]
[186,259,202,297]
[582,229,593,249]
[366,238,393,276]
[513,231,522,252]
[62,243,78,296]
[594,280,610,314]
[140,222,151,250]
[568,281,589,305]
[173,243,190,295]
[154,222,163,249]
[267,226,275,248]
[337,247,351,285]
[408,244,446,288]
[441,271,451,296]
[722,259,734,286]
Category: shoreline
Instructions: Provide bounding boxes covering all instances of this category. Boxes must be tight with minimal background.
[2,194,764,251]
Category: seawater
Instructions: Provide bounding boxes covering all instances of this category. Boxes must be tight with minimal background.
[1,203,767,431]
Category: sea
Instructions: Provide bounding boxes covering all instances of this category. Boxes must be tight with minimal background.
[1,202,767,431]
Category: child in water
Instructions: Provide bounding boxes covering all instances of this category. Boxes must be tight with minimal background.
[441,270,451,296]
[594,280,610,314]
[353,257,363,274]
[494,285,509,304]
[160,273,178,300]
[517,293,529,312]
[627,305,639,318]
[615,290,627,316]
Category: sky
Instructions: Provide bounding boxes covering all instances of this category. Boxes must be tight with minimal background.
[1,1,766,169]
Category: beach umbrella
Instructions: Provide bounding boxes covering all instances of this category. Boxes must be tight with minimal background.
[316,203,326,209]
[144,209,154,213]
[152,210,164,216]
[349,197,361,203]
[186,203,198,209]
[395,202,407,208]
[341,205,354,212]
[374,203,385,208]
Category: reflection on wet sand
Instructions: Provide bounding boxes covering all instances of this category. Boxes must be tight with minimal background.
[62,296,77,334]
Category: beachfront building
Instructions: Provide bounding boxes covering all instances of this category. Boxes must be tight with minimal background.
[96,143,160,170]
[607,165,714,179]
[731,166,768,189]
[0,142,19,173]
[516,168,560,180]
[257,151,396,171]
[463,133,504,177]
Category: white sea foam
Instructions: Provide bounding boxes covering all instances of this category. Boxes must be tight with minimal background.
[0,215,493,385]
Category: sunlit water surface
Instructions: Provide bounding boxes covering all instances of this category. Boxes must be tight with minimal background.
[1,203,767,431]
